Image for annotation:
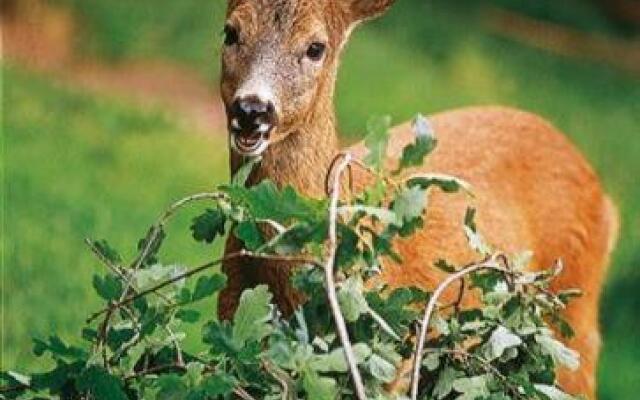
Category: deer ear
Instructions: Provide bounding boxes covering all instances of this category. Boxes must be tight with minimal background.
[344,0,395,24]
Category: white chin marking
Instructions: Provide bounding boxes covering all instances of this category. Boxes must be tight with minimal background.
[231,136,270,157]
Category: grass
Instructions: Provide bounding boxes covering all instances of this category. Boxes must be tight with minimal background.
[4,0,640,397]
[3,66,229,370]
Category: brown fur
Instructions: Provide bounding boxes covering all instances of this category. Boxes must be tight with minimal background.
[218,1,617,398]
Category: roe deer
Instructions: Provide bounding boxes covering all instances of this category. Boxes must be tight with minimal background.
[217,1,618,397]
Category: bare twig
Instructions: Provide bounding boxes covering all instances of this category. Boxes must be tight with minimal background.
[256,218,287,234]
[410,255,511,400]
[234,387,258,400]
[263,360,296,400]
[165,326,184,367]
[325,152,368,400]
[98,306,115,369]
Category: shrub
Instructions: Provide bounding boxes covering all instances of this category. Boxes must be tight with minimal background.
[1,116,581,399]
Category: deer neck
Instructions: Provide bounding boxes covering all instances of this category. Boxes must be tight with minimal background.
[233,72,340,198]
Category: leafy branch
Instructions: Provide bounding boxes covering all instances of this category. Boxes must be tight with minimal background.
[2,115,582,400]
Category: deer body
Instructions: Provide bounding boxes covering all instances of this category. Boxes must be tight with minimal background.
[218,1,617,397]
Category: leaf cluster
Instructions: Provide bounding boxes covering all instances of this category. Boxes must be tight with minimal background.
[2,115,581,400]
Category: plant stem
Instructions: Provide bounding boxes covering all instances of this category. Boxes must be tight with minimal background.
[410,255,510,400]
[325,152,368,400]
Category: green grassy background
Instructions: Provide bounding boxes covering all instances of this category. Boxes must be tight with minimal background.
[3,0,639,398]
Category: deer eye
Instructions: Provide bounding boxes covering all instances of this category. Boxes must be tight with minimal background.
[223,24,239,46]
[306,42,326,61]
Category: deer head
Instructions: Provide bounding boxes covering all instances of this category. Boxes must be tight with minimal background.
[221,0,395,156]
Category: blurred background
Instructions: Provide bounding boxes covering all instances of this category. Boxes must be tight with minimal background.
[2,0,638,397]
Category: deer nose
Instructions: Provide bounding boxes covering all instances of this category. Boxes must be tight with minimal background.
[229,96,276,140]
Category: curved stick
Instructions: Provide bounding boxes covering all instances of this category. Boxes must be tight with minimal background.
[325,152,368,400]
[410,256,510,399]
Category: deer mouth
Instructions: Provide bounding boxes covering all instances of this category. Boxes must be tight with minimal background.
[230,128,270,156]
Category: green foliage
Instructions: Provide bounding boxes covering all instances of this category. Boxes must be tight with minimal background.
[232,285,274,346]
[191,208,227,244]
[3,114,582,400]
[223,180,326,223]
[394,114,437,173]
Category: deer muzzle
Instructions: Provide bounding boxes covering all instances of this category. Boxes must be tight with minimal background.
[228,95,277,156]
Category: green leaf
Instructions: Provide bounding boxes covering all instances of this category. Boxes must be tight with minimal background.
[470,270,502,294]
[434,259,456,273]
[534,384,578,400]
[433,367,458,399]
[77,366,128,400]
[452,374,490,400]
[92,273,123,301]
[464,227,491,255]
[363,178,387,206]
[535,332,580,371]
[271,222,327,255]
[406,173,471,194]
[156,374,188,400]
[200,374,236,397]
[233,220,265,251]
[192,274,227,302]
[338,205,399,226]
[553,316,576,339]
[557,289,582,305]
[225,180,325,223]
[137,226,166,266]
[367,353,396,383]
[175,309,201,323]
[92,239,122,264]
[29,361,83,392]
[337,277,369,322]
[134,263,185,289]
[464,207,477,231]
[232,285,273,345]
[190,207,226,243]
[463,209,492,256]
[394,114,437,173]
[335,224,360,268]
[106,327,136,351]
[32,335,87,361]
[366,287,424,337]
[302,369,338,400]
[392,186,426,224]
[232,156,261,186]
[364,115,392,170]
[423,351,441,371]
[309,343,371,373]
[483,325,522,360]
[202,321,239,354]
